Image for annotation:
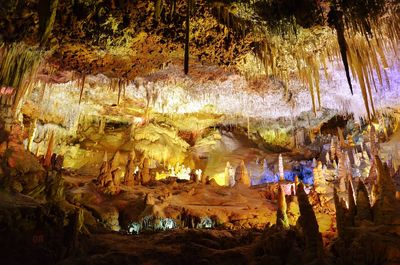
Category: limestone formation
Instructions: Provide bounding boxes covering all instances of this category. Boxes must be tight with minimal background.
[325,151,331,165]
[333,188,346,238]
[43,132,55,168]
[296,182,325,264]
[45,170,64,202]
[347,180,356,225]
[355,181,372,224]
[141,157,151,185]
[353,149,360,167]
[278,154,284,181]
[338,127,345,148]
[276,185,289,229]
[313,161,324,187]
[370,125,379,157]
[234,160,251,187]
[373,156,397,225]
[124,152,135,186]
[330,137,336,162]
[27,119,37,152]
[97,152,111,187]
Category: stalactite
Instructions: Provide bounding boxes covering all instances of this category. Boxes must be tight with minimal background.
[154,0,164,22]
[117,79,122,105]
[353,50,371,120]
[0,43,42,116]
[328,5,353,94]
[38,0,59,46]
[78,75,86,104]
[184,0,190,75]
[305,64,317,115]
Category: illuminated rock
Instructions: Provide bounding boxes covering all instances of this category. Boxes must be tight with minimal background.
[234,160,250,187]
[276,185,289,229]
[330,137,337,162]
[26,119,37,152]
[347,180,356,226]
[313,161,324,186]
[141,157,151,185]
[373,156,397,225]
[43,132,55,168]
[333,188,346,238]
[325,152,331,166]
[296,182,325,263]
[338,127,345,148]
[278,154,284,181]
[195,169,202,183]
[97,152,111,188]
[355,181,372,224]
[370,125,379,157]
[124,152,135,186]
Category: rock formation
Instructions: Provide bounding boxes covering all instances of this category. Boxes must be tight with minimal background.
[141,157,151,185]
[234,160,251,187]
[276,185,289,229]
[355,181,372,224]
[124,152,135,186]
[373,155,397,225]
[97,152,111,187]
[296,182,325,264]
[278,154,284,181]
[347,180,356,226]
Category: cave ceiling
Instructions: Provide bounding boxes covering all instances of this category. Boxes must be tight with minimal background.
[0,0,399,119]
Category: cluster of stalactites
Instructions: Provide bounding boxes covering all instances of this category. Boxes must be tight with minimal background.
[0,43,42,116]
[254,1,399,118]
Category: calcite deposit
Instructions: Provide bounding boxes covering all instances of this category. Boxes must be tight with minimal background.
[1,0,400,264]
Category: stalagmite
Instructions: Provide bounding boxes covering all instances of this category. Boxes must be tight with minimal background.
[370,125,379,157]
[276,185,289,229]
[27,119,37,152]
[296,182,325,264]
[234,160,251,187]
[278,154,284,181]
[124,152,135,186]
[325,152,331,165]
[110,151,120,173]
[294,175,300,187]
[330,137,336,162]
[97,152,111,187]
[366,159,377,185]
[338,127,345,148]
[338,151,348,192]
[355,181,372,224]
[43,132,55,168]
[347,180,356,226]
[353,149,360,167]
[373,156,397,224]
[141,157,151,185]
[333,188,346,238]
[224,161,231,186]
[313,161,325,193]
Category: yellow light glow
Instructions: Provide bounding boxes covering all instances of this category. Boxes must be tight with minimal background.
[212,172,227,186]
